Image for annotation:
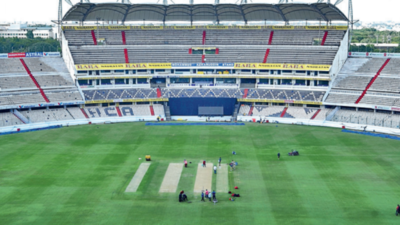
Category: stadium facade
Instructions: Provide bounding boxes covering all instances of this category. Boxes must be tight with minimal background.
[1,2,400,135]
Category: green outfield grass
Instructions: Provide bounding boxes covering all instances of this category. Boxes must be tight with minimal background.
[0,122,399,225]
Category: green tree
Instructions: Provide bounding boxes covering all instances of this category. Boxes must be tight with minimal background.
[26,30,34,39]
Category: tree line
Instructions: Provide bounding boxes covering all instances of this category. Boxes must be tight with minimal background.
[0,31,61,53]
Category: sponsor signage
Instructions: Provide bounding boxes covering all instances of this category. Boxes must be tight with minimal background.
[75,63,330,71]
[238,26,261,29]
[140,26,163,30]
[234,63,331,71]
[43,52,61,57]
[0,53,8,58]
[368,53,386,57]
[85,98,168,104]
[237,98,322,105]
[26,52,43,58]
[174,26,196,29]
[62,25,348,31]
[171,63,233,67]
[206,26,229,29]
[271,26,294,30]
[8,52,26,58]
[375,105,391,111]
[306,26,328,30]
[108,26,130,30]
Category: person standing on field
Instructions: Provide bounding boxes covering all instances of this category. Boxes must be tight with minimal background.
[277,153,280,160]
[214,165,217,174]
[201,191,205,202]
[203,160,206,167]
[218,157,221,166]
[208,191,212,201]
[396,204,400,216]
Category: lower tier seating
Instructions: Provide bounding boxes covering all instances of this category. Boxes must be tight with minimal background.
[330,109,400,129]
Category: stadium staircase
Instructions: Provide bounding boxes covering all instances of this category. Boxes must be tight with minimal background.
[243,89,249,98]
[321,31,328,45]
[157,88,162,98]
[263,31,274,63]
[202,54,205,63]
[268,31,274,45]
[202,31,206,45]
[67,109,75,119]
[13,109,28,124]
[80,108,89,119]
[116,107,122,117]
[280,107,288,117]
[124,49,129,63]
[311,109,321,120]
[150,105,155,116]
[263,49,270,63]
[355,58,391,104]
[164,102,171,121]
[91,30,97,45]
[20,59,50,103]
[248,105,254,116]
[232,103,239,121]
[122,31,126,45]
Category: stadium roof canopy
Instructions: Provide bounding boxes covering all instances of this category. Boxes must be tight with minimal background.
[62,3,348,23]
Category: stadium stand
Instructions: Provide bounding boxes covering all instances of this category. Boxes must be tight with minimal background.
[20,108,74,123]
[330,109,400,129]
[83,104,165,118]
[69,45,337,65]
[64,29,346,47]
[0,111,24,127]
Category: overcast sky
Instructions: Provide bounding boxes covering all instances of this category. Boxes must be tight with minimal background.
[0,0,399,24]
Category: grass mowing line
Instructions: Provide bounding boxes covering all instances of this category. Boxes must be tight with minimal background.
[125,163,151,192]
[194,163,213,193]
[216,164,228,193]
[159,163,184,193]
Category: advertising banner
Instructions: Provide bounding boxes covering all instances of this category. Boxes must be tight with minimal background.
[237,98,322,105]
[43,52,61,57]
[140,26,163,30]
[108,26,130,30]
[306,26,328,30]
[234,63,331,71]
[330,26,348,30]
[0,53,8,58]
[238,26,261,29]
[8,52,26,58]
[271,26,294,30]
[375,106,391,111]
[206,26,229,29]
[171,63,233,67]
[76,63,172,71]
[174,26,196,29]
[26,52,43,58]
[387,53,400,58]
[76,63,330,71]
[368,53,386,57]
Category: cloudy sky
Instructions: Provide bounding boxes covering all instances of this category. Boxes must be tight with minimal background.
[0,0,398,24]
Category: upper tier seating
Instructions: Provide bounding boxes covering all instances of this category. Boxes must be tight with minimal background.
[0,59,26,75]
[333,75,372,91]
[70,45,337,65]
[355,58,387,74]
[0,76,36,90]
[324,92,360,104]
[64,29,345,46]
[0,90,83,106]
[380,58,400,75]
